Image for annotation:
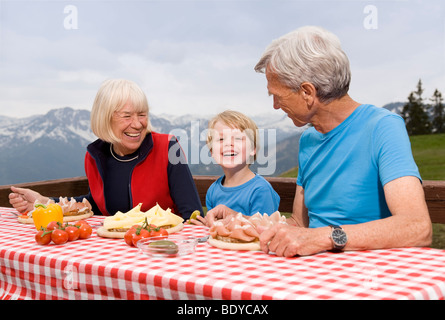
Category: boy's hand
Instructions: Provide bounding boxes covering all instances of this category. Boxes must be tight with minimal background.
[188,215,208,226]
[205,204,238,226]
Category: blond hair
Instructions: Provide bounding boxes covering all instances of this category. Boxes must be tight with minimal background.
[90,79,152,144]
[207,110,259,160]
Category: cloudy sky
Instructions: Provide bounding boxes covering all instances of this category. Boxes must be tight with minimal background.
[0,0,444,119]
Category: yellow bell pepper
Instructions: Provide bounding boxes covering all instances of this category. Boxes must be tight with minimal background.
[32,203,63,230]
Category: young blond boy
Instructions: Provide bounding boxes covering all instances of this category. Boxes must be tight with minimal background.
[191,110,280,226]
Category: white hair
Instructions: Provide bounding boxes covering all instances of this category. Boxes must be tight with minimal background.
[255,26,351,103]
[90,79,152,144]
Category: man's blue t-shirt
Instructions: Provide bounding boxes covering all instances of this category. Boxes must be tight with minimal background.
[206,174,280,216]
[297,104,420,228]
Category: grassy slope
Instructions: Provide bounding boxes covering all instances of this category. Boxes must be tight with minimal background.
[409,133,445,180]
[279,133,445,249]
[411,134,445,249]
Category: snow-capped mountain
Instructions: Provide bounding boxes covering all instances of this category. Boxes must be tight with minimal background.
[0,108,95,148]
[0,102,405,185]
[0,108,95,185]
[0,107,303,185]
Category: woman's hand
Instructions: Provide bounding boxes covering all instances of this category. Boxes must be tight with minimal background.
[8,186,49,213]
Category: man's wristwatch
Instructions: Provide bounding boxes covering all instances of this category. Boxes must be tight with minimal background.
[329,225,348,251]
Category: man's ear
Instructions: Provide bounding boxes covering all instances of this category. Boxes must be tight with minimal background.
[300,82,316,96]
[300,82,317,107]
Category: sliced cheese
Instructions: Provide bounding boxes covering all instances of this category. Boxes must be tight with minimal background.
[102,203,184,231]
[142,203,184,227]
[103,203,144,230]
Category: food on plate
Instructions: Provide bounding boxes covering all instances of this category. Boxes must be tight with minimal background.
[96,203,184,239]
[208,211,287,251]
[18,197,94,225]
[34,220,92,246]
[56,197,94,220]
[124,218,169,247]
[248,211,287,230]
[31,203,64,230]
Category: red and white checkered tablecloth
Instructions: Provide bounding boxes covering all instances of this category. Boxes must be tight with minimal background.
[1,207,445,300]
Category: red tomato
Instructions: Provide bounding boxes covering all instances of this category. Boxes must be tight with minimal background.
[149,227,168,238]
[51,229,68,245]
[65,226,80,241]
[132,228,150,247]
[124,228,137,246]
[35,230,52,245]
[46,221,60,231]
[74,220,90,226]
[77,223,92,239]
[158,228,169,237]
[19,211,30,219]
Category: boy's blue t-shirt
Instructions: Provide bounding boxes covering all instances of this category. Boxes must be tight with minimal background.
[206,174,280,216]
[297,104,421,228]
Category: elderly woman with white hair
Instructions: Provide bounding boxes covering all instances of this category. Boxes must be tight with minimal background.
[9,79,203,219]
[254,26,432,257]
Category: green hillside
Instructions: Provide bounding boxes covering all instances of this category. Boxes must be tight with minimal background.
[410,133,445,180]
[279,133,445,249]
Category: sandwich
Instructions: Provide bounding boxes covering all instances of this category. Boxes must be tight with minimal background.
[17,197,93,224]
[208,211,287,251]
[96,203,184,239]
[56,197,93,221]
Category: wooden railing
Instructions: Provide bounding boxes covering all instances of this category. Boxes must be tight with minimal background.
[0,176,444,223]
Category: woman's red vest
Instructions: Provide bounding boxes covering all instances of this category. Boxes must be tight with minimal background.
[84,132,177,216]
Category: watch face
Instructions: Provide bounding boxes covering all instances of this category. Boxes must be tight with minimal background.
[332,228,348,245]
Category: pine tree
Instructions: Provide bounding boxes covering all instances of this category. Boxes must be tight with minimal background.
[401,79,431,135]
[430,89,445,133]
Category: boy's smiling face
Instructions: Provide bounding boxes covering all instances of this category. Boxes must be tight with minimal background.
[210,121,256,169]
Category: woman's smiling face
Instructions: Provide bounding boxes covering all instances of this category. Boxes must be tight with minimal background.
[111,101,148,156]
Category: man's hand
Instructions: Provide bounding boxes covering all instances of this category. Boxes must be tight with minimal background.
[259,224,331,257]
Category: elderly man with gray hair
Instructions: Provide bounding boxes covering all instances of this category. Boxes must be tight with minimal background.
[252,26,432,257]
[206,26,432,257]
